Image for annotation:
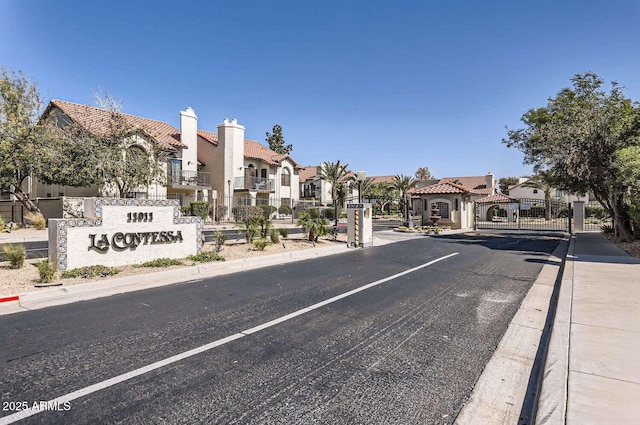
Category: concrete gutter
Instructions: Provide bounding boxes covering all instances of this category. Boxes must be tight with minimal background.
[455,236,570,424]
[0,243,351,316]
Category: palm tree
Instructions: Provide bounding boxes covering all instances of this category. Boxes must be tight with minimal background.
[522,172,555,221]
[318,160,350,225]
[393,174,418,225]
[297,208,329,241]
[415,166,434,180]
[346,176,375,202]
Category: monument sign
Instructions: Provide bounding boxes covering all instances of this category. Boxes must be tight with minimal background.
[49,198,202,271]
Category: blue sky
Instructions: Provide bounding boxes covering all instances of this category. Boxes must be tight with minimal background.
[2,1,639,180]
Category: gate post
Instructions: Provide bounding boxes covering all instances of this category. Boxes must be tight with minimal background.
[473,202,477,230]
[572,201,584,232]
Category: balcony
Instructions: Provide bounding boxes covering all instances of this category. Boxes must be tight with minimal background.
[302,189,318,198]
[234,176,274,192]
[168,170,210,189]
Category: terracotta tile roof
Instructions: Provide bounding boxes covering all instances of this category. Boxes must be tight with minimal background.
[370,175,396,184]
[50,100,301,167]
[244,140,301,168]
[49,100,185,151]
[506,178,535,191]
[475,193,518,203]
[412,181,470,195]
[197,129,218,145]
[439,176,493,195]
[299,166,319,182]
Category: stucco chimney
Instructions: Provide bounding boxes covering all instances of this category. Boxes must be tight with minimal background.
[217,117,245,202]
[486,172,495,193]
[180,107,198,173]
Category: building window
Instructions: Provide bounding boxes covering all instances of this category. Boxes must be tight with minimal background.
[261,168,267,179]
[281,168,291,186]
[436,202,450,219]
[533,189,538,194]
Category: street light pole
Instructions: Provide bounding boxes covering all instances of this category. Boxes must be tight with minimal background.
[227,179,231,220]
[356,171,366,204]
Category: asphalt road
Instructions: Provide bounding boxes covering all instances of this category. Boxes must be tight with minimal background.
[0,241,48,262]
[0,226,399,261]
[0,233,561,424]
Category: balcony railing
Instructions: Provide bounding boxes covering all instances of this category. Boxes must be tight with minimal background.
[302,189,318,198]
[168,170,210,188]
[234,176,274,192]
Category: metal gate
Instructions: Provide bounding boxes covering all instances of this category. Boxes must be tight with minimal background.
[0,202,25,224]
[475,198,570,231]
[584,201,613,231]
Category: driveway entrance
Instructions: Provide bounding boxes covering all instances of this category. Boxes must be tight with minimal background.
[475,197,570,231]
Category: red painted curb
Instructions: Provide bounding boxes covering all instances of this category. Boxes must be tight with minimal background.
[0,295,19,303]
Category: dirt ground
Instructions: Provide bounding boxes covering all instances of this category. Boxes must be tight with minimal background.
[603,233,640,258]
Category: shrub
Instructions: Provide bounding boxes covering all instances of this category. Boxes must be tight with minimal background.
[188,251,225,263]
[297,208,328,241]
[24,212,46,230]
[601,224,614,234]
[270,228,280,244]
[323,208,335,221]
[232,205,263,222]
[135,258,184,268]
[181,205,192,216]
[190,201,209,221]
[278,228,289,239]
[257,215,272,238]
[278,204,292,215]
[0,216,5,232]
[215,205,228,221]
[61,265,121,279]
[586,205,607,220]
[237,216,259,243]
[212,231,227,252]
[3,244,25,269]
[260,205,277,217]
[36,260,57,283]
[254,239,270,251]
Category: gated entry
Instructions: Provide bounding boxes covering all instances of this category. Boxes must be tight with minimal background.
[475,197,570,231]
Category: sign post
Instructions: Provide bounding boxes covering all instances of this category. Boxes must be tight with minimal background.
[346,203,373,248]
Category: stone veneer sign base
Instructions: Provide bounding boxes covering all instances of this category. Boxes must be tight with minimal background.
[49,198,202,271]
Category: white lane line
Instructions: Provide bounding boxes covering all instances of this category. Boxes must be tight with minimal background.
[0,252,458,424]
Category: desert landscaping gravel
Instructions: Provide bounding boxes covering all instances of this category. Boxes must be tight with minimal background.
[0,228,347,297]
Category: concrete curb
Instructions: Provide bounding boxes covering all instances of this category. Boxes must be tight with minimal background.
[0,243,352,315]
[455,236,570,425]
[534,234,575,424]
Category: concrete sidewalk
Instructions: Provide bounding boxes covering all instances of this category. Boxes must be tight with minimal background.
[537,232,640,424]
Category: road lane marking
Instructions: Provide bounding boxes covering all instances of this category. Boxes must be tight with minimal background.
[0,252,458,424]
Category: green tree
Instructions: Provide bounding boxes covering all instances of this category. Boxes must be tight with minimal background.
[0,68,64,212]
[318,160,349,225]
[521,172,556,221]
[366,181,397,214]
[503,72,640,241]
[498,177,520,194]
[87,95,167,198]
[393,174,418,224]
[415,166,434,180]
[266,124,292,155]
[613,145,640,237]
